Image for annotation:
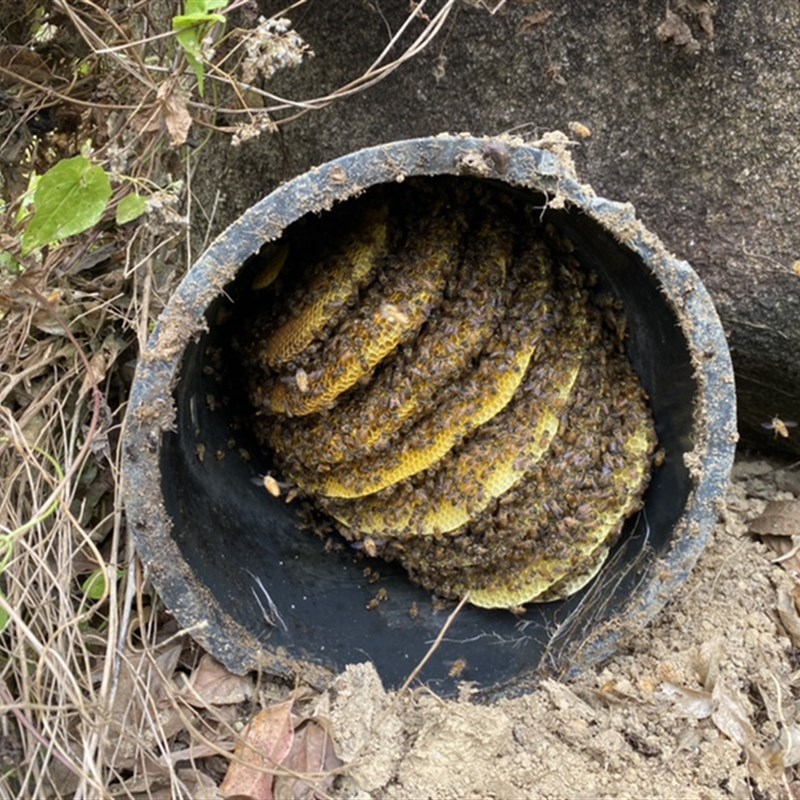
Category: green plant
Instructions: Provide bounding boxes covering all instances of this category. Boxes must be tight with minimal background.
[21,155,110,254]
[172,0,229,96]
[20,154,146,255]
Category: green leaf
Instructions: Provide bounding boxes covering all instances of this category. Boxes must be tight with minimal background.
[81,568,125,601]
[0,594,8,634]
[172,1,227,96]
[22,155,111,254]
[0,251,23,275]
[173,23,206,93]
[116,192,147,225]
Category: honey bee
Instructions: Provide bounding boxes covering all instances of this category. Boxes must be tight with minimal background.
[568,121,592,140]
[262,474,281,497]
[762,416,797,439]
[295,368,310,394]
[362,536,378,558]
[365,587,389,610]
[285,487,299,504]
[448,658,468,678]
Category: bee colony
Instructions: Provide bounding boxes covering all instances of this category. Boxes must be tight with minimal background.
[242,179,658,609]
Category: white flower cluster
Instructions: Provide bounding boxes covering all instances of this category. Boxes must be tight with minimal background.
[103,140,131,175]
[240,16,313,85]
[231,112,278,148]
[147,182,188,230]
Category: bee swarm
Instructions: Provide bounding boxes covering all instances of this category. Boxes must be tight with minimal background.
[241,179,658,609]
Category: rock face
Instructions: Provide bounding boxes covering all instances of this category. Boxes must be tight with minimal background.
[192,0,800,455]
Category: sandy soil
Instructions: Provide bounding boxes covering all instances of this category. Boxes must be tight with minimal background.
[319,458,800,799]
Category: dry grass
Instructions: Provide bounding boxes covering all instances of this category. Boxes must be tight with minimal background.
[0,1,459,796]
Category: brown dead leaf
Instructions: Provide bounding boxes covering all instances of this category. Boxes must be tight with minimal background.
[220,700,295,800]
[658,683,713,719]
[749,499,800,538]
[776,589,800,647]
[692,638,723,692]
[30,289,69,336]
[79,333,122,398]
[104,641,185,769]
[273,719,343,800]
[124,768,224,800]
[775,467,800,495]
[760,535,800,570]
[710,682,769,777]
[663,681,771,785]
[749,499,800,571]
[765,724,800,771]
[157,81,192,147]
[181,653,254,707]
[711,684,757,748]
[543,679,599,720]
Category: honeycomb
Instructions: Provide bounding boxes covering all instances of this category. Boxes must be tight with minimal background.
[243,180,658,608]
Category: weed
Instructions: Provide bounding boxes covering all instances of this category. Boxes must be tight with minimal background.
[0,0,459,794]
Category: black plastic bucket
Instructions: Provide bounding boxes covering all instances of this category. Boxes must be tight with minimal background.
[122,135,736,696]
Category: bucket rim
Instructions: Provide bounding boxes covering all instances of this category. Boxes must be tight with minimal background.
[122,133,737,688]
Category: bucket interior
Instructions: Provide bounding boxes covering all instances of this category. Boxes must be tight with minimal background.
[159,176,696,693]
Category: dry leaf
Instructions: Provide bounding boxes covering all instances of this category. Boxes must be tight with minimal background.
[104,641,185,769]
[692,638,723,692]
[79,333,122,398]
[273,719,343,800]
[710,682,769,777]
[775,468,800,495]
[765,724,800,771]
[776,589,800,647]
[749,499,800,538]
[658,682,713,719]
[711,684,757,748]
[760,535,800,570]
[220,700,295,800]
[126,768,224,800]
[181,653,254,707]
[31,289,68,335]
[750,500,800,571]
[157,81,192,147]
